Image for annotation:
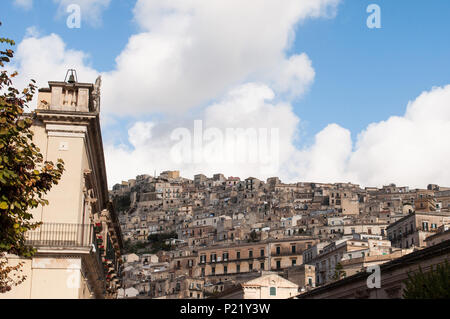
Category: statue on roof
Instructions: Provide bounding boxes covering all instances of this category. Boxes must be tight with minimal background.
[92,75,102,112]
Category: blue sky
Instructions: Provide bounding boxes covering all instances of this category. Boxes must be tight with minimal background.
[2,0,450,187]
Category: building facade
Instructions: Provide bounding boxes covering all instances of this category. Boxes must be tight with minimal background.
[1,75,123,299]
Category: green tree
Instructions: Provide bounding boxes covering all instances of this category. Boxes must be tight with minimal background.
[113,194,131,212]
[0,23,65,293]
[403,261,450,299]
[332,262,347,281]
[248,230,259,242]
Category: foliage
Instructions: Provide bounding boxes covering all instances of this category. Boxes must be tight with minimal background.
[113,194,131,212]
[148,232,178,243]
[0,255,26,293]
[248,230,259,242]
[403,261,450,299]
[0,22,65,293]
[123,240,149,254]
[332,262,347,281]
[123,232,177,254]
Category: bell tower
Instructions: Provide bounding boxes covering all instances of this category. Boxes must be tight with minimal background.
[37,69,100,113]
[32,70,107,225]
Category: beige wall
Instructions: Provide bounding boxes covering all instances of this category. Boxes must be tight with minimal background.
[2,256,89,299]
[31,123,89,224]
[0,256,33,299]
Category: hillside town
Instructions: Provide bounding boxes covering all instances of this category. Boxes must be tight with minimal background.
[111,171,450,299]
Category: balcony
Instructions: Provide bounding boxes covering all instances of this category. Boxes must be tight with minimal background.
[274,250,302,257]
[25,223,94,249]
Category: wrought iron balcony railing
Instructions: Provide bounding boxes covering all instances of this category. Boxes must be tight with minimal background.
[25,223,94,249]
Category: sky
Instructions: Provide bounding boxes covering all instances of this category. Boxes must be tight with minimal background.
[2,0,450,189]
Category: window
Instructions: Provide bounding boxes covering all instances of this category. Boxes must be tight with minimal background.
[211,267,215,275]
[276,247,281,255]
[260,262,265,270]
[201,268,205,277]
[237,251,241,259]
[291,245,296,254]
[422,222,429,231]
[308,277,313,286]
[270,287,277,296]
[249,250,253,258]
[224,266,228,274]
[236,265,240,273]
[260,249,265,257]
[291,259,296,266]
[276,260,281,269]
[249,263,253,271]
[223,252,229,261]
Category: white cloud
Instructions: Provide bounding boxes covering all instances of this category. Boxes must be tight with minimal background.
[106,85,450,189]
[286,124,355,184]
[13,0,33,11]
[53,0,111,27]
[102,0,339,115]
[10,0,337,114]
[345,85,450,188]
[104,83,301,185]
[269,53,316,99]
[283,85,450,188]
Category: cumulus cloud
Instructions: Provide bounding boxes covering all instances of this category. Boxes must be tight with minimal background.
[106,84,450,189]
[269,53,316,99]
[13,0,33,11]
[104,83,301,185]
[11,0,337,114]
[345,85,450,187]
[281,85,450,188]
[286,124,355,184]
[102,0,338,115]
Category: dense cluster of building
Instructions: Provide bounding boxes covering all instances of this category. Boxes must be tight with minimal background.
[112,171,450,299]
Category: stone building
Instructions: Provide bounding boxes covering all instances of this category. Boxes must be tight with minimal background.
[386,211,450,248]
[216,272,299,299]
[1,74,123,299]
[298,239,450,299]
